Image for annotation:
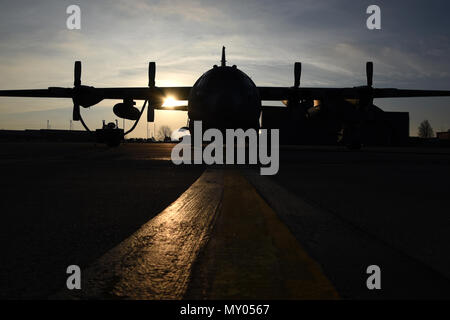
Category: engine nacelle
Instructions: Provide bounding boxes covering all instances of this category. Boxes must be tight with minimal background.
[113,100,140,120]
[72,85,104,108]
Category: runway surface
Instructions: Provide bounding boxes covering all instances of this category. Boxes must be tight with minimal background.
[266,146,450,298]
[0,142,203,299]
[0,142,449,299]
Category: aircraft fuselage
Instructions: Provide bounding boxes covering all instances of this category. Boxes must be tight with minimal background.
[187,65,261,132]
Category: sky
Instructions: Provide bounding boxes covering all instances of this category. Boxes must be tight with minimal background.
[1,0,450,137]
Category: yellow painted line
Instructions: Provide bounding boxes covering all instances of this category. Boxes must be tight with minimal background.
[56,169,223,300]
[186,170,339,299]
[56,167,337,300]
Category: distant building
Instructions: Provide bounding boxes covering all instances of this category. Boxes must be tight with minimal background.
[436,131,450,140]
[262,105,409,146]
[0,129,93,142]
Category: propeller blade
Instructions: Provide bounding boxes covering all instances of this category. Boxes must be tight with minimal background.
[148,62,156,87]
[366,61,373,87]
[74,61,82,87]
[147,102,155,122]
[294,62,301,88]
[73,103,81,121]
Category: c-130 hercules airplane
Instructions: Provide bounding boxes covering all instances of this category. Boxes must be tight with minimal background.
[1,47,450,147]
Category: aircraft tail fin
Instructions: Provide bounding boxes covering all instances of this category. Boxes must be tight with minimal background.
[221,46,226,67]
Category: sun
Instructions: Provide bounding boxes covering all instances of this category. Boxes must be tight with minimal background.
[162,96,179,107]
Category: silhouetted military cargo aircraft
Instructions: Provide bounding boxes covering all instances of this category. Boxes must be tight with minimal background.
[1,47,450,147]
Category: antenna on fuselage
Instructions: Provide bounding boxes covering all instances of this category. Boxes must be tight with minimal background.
[221,46,226,67]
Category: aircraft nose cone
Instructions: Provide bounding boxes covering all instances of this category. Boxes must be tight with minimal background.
[210,90,240,113]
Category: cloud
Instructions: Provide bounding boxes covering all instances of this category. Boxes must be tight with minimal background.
[1,0,450,136]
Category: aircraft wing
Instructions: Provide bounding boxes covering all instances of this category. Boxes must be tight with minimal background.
[0,61,191,113]
[3,86,450,103]
[0,87,192,101]
[258,87,450,100]
[0,89,73,98]
[373,88,450,98]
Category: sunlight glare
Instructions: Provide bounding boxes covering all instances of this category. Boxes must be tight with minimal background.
[162,96,179,107]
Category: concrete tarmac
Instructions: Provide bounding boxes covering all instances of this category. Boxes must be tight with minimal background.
[0,142,449,299]
[246,146,450,299]
[0,142,203,299]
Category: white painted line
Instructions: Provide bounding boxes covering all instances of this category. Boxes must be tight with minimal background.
[59,169,223,299]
